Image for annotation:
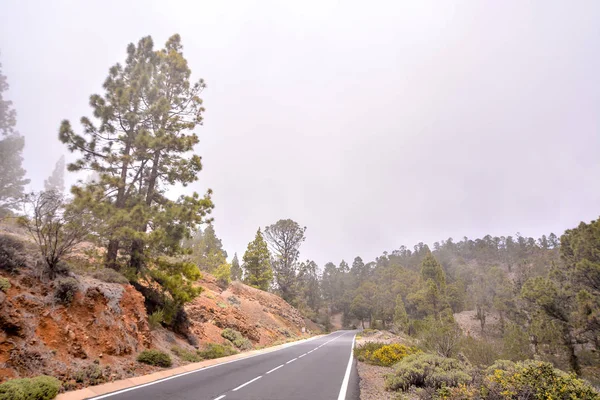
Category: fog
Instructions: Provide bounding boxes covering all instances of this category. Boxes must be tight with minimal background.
[1,0,599,266]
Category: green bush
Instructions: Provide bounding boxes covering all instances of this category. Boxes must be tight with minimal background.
[385,353,472,392]
[136,349,172,367]
[483,360,600,399]
[171,346,202,363]
[0,375,61,400]
[221,328,252,350]
[92,268,129,284]
[0,234,26,273]
[148,309,164,330]
[214,263,231,289]
[54,277,79,305]
[0,277,10,292]
[354,342,418,367]
[500,322,534,361]
[73,364,104,385]
[354,342,385,361]
[459,336,501,367]
[197,343,237,360]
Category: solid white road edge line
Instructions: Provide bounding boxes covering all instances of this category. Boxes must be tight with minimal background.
[336,334,356,400]
[87,333,328,400]
[232,376,262,391]
[266,364,284,374]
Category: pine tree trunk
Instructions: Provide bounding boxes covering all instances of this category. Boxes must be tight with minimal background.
[106,139,133,270]
[129,151,160,272]
[563,325,581,375]
[106,240,120,270]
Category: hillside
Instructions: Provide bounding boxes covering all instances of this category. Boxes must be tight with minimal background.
[0,226,317,391]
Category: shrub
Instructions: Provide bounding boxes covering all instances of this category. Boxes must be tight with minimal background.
[483,360,600,399]
[500,322,534,361]
[73,363,104,385]
[436,383,479,400]
[419,319,463,358]
[371,344,418,367]
[459,336,501,367]
[19,191,92,279]
[92,268,129,284]
[54,277,79,305]
[197,343,237,360]
[354,342,385,362]
[354,342,418,367]
[0,375,61,400]
[221,328,253,350]
[148,309,164,330]
[227,295,241,307]
[0,234,26,273]
[171,346,202,363]
[0,277,10,292]
[233,337,252,350]
[136,349,172,367]
[214,263,231,289]
[385,353,472,392]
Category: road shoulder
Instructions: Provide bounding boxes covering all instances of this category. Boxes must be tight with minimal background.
[57,335,323,400]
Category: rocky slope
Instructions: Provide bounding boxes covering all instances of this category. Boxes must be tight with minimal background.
[0,226,318,391]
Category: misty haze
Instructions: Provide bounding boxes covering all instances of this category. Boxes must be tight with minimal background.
[0,1,599,399]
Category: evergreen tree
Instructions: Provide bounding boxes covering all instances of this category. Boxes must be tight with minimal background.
[58,35,213,333]
[0,135,28,212]
[0,58,29,213]
[264,219,306,303]
[59,34,213,273]
[350,256,366,284]
[297,259,321,313]
[214,262,231,289]
[560,218,600,351]
[350,294,369,328]
[393,294,409,330]
[243,229,272,291]
[230,252,242,281]
[420,252,446,293]
[185,225,227,272]
[44,155,65,193]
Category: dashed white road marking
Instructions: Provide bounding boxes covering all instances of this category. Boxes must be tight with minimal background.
[233,376,262,391]
[214,395,226,400]
[87,333,325,399]
[336,334,357,400]
[299,353,306,358]
[286,358,297,364]
[266,364,284,374]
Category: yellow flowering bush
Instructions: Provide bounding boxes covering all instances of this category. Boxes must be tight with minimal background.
[483,360,599,399]
[354,342,418,367]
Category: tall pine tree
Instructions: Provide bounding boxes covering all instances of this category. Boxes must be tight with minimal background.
[230,253,242,281]
[59,35,213,272]
[44,155,65,193]
[0,57,29,213]
[243,229,272,291]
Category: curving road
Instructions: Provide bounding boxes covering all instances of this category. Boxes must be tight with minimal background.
[89,330,360,400]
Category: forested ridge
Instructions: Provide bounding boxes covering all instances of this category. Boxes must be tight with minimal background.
[191,213,598,384]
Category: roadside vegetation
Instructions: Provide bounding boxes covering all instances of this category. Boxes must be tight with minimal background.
[0,23,599,400]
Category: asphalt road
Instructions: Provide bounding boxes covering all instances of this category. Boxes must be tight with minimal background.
[91,330,360,400]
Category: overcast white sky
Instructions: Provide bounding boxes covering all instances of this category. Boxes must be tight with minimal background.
[1,0,599,266]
